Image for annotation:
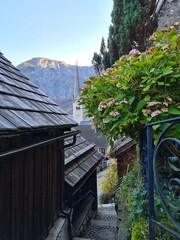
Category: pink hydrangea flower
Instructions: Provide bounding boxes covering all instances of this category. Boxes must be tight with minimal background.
[129,49,141,55]
[149,35,155,41]
[109,111,119,117]
[147,101,161,107]
[151,110,162,117]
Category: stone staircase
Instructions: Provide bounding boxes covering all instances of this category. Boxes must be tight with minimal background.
[74,203,118,240]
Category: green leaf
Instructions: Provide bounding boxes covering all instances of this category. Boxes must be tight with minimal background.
[171,73,180,78]
[144,95,151,101]
[115,93,125,100]
[129,96,135,105]
[135,95,150,112]
[143,85,151,91]
[169,108,180,115]
[153,124,160,131]
[135,208,143,214]
[163,67,173,76]
[157,82,164,86]
[102,108,110,116]
[106,115,113,123]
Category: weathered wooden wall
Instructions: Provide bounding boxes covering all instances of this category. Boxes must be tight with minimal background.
[0,130,64,240]
[116,142,137,182]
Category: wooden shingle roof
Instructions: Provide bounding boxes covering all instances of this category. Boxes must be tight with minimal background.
[0,52,77,132]
[112,138,135,154]
[76,125,108,149]
[65,134,103,187]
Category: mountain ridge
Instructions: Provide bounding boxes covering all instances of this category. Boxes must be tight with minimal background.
[17,57,95,113]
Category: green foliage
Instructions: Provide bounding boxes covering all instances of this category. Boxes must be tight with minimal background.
[116,158,178,240]
[100,37,106,56]
[107,0,157,65]
[108,25,119,65]
[99,160,118,204]
[154,218,177,240]
[100,37,111,70]
[128,182,148,222]
[80,25,180,144]
[131,218,177,240]
[93,1,157,68]
[131,220,149,240]
[115,158,141,228]
[116,159,140,209]
[91,52,102,75]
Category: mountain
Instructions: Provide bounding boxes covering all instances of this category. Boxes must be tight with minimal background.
[17,57,95,113]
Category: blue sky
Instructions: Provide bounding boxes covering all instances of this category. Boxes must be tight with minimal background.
[1,0,113,66]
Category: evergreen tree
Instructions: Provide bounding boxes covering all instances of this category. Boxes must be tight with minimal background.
[103,52,111,70]
[107,0,157,65]
[108,25,119,65]
[100,37,106,56]
[100,37,111,70]
[91,52,102,76]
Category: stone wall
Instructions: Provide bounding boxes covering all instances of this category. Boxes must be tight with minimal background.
[157,0,180,29]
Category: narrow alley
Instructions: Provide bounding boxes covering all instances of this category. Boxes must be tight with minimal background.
[74,168,118,240]
[74,203,118,240]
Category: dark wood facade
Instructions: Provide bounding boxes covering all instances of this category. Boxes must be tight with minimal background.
[77,124,109,156]
[64,134,103,236]
[0,130,64,240]
[0,52,77,240]
[113,138,137,182]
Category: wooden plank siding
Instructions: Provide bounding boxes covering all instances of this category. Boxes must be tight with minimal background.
[0,50,77,240]
[0,138,64,240]
[115,140,137,183]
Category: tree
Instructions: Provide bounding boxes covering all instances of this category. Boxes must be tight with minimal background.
[81,25,180,145]
[102,51,111,70]
[108,25,119,65]
[100,37,106,56]
[100,37,111,70]
[91,52,102,76]
[107,0,157,66]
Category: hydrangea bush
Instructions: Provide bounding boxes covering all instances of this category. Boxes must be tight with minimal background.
[80,24,180,145]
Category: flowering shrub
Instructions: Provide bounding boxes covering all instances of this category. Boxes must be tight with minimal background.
[80,24,180,145]
[99,160,118,204]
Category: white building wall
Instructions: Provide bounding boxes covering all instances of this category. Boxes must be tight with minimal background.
[73,100,84,124]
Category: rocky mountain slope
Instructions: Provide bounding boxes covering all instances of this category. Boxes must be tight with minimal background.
[17,57,95,113]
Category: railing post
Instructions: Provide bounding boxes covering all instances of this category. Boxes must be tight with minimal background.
[146,126,155,240]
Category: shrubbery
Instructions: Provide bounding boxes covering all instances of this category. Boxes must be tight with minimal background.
[80,24,180,146]
[99,160,118,204]
[81,24,180,238]
[116,158,177,240]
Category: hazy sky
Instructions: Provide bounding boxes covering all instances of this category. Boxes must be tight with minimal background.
[1,0,113,66]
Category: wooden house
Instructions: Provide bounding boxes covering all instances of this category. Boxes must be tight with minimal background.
[64,133,103,237]
[77,123,109,156]
[0,52,102,240]
[112,138,137,182]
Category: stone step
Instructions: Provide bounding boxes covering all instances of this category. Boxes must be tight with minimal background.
[98,204,117,214]
[74,238,94,240]
[98,203,115,210]
[97,209,117,216]
[91,219,117,227]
